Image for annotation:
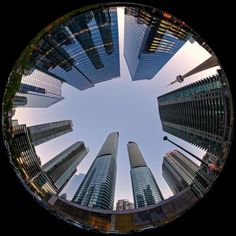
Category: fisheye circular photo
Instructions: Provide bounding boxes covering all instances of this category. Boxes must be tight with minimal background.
[2,2,234,234]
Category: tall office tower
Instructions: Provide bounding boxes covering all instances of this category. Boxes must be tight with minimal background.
[124,7,190,81]
[14,69,64,108]
[116,199,134,210]
[72,132,119,210]
[158,69,233,156]
[162,150,200,194]
[93,8,114,55]
[28,7,120,91]
[41,142,88,191]
[30,31,74,73]
[28,120,73,147]
[128,142,164,208]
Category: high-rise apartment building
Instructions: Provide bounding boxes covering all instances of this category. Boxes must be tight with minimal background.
[28,120,73,147]
[162,150,212,198]
[42,142,88,191]
[128,141,164,208]
[72,132,119,210]
[29,7,120,91]
[124,6,190,81]
[162,150,199,194]
[158,69,233,156]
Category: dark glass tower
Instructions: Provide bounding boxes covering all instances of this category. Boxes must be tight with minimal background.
[28,7,120,91]
[72,132,119,210]
[27,120,73,147]
[42,142,88,191]
[124,7,190,81]
[158,69,233,156]
[128,141,164,208]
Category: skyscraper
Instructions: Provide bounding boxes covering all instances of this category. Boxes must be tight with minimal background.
[162,150,212,198]
[42,142,88,191]
[11,123,57,198]
[28,120,73,147]
[124,7,190,81]
[158,69,233,156]
[72,132,119,210]
[128,142,164,208]
[116,199,134,211]
[14,69,64,108]
[29,7,120,91]
[162,150,199,194]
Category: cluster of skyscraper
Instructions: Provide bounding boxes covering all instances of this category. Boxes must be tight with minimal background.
[158,68,233,198]
[11,119,89,198]
[13,7,120,108]
[11,120,164,209]
[13,6,196,109]
[9,6,233,211]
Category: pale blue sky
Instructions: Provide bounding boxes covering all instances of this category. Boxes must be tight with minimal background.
[13,8,220,206]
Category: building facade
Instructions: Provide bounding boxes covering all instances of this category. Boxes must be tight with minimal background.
[14,69,64,108]
[158,69,233,156]
[27,120,73,147]
[116,199,134,211]
[72,132,119,210]
[11,123,57,198]
[29,7,120,91]
[162,150,200,194]
[124,6,190,81]
[42,141,88,191]
[128,141,164,208]
[162,149,213,198]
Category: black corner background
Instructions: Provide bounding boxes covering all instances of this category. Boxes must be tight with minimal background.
[0,0,235,235]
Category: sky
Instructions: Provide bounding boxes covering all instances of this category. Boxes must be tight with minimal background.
[13,8,220,207]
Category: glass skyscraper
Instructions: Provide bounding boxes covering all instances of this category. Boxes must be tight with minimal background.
[127,141,163,208]
[72,132,119,210]
[28,120,73,147]
[29,7,120,91]
[158,69,233,156]
[14,69,64,108]
[42,141,88,191]
[124,7,190,81]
